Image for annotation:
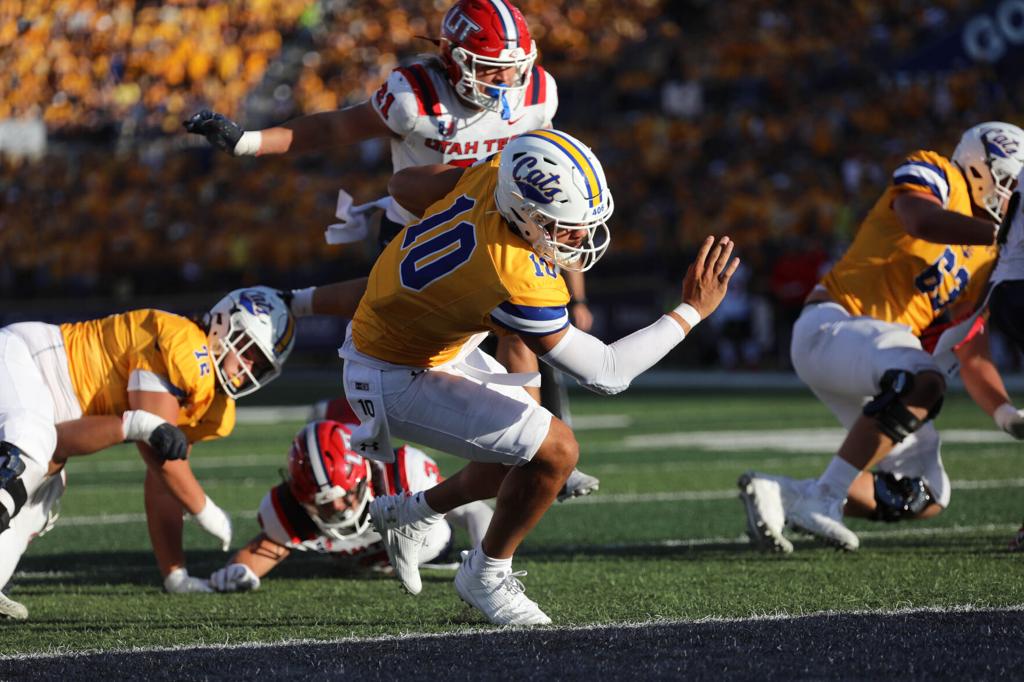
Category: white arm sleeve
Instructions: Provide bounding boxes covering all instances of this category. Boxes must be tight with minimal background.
[540,318,686,396]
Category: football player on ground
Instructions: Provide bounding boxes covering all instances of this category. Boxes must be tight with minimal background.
[0,286,295,619]
[739,122,1024,553]
[208,418,492,592]
[335,129,737,625]
[184,0,598,502]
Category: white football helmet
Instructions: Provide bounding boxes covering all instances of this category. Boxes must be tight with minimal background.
[494,129,614,271]
[206,286,296,399]
[952,121,1024,223]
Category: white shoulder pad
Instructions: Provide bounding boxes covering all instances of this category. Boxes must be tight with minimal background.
[543,70,559,125]
[256,490,300,549]
[399,445,443,492]
[372,67,430,137]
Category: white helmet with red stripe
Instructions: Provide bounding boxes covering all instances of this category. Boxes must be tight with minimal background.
[440,0,537,116]
[286,420,373,541]
[952,121,1024,223]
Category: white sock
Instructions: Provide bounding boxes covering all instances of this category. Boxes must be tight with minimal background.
[472,547,513,575]
[409,491,444,525]
[817,457,860,498]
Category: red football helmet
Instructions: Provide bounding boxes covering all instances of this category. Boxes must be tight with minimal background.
[440,0,537,114]
[287,420,373,540]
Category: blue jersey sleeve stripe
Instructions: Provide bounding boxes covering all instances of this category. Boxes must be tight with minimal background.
[496,301,566,321]
[490,305,569,336]
[893,162,949,205]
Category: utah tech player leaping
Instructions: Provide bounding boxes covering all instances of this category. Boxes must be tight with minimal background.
[740,122,1024,553]
[341,129,738,625]
[184,0,598,501]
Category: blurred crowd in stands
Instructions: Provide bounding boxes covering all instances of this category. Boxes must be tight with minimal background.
[3,0,1023,368]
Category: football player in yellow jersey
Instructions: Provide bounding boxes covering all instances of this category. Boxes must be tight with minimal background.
[0,286,295,619]
[316,129,740,625]
[739,122,1024,554]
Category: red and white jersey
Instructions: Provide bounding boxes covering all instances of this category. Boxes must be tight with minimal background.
[371,57,557,224]
[257,445,445,554]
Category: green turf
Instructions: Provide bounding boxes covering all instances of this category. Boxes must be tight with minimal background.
[4,391,1023,654]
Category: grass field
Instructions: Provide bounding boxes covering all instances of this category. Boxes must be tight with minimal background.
[3,390,1023,665]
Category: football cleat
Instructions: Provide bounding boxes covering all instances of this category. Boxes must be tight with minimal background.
[737,471,794,553]
[454,550,551,626]
[785,481,860,551]
[1009,522,1024,552]
[0,591,28,620]
[557,468,600,503]
[368,494,441,595]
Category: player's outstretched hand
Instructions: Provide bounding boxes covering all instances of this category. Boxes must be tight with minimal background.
[190,495,233,551]
[681,235,740,319]
[183,110,242,153]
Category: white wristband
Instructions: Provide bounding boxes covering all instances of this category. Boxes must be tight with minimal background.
[672,303,702,329]
[290,286,316,317]
[233,130,262,156]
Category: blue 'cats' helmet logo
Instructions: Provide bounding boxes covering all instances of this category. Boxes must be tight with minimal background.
[513,155,563,204]
[239,290,271,316]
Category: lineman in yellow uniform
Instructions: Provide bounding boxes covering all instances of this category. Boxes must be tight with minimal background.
[339,129,738,625]
[740,122,1024,553]
[0,286,295,619]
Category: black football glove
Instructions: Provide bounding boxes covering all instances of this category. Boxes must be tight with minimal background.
[183,110,243,154]
[149,423,189,461]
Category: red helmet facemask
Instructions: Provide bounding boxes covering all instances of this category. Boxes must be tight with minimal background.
[286,420,373,540]
[440,0,537,118]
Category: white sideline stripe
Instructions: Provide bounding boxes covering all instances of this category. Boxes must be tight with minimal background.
[68,427,1017,475]
[234,406,632,430]
[620,428,1020,453]
[7,603,1023,661]
[53,479,1024,526]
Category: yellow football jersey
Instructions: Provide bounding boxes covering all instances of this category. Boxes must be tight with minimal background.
[60,309,235,440]
[352,155,570,367]
[822,150,996,336]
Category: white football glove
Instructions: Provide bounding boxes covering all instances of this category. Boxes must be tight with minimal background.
[163,567,213,594]
[209,563,261,593]
[190,495,232,551]
[993,403,1024,439]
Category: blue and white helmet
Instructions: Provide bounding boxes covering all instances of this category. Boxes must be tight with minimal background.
[206,286,296,399]
[494,129,614,271]
[952,121,1024,223]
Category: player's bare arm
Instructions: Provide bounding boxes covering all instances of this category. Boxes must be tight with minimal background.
[955,323,1024,438]
[184,101,394,157]
[389,164,467,217]
[894,192,997,245]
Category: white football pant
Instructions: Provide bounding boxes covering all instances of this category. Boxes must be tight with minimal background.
[0,323,80,588]
[791,303,951,506]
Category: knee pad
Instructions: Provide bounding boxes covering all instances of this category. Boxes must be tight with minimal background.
[863,369,943,443]
[871,472,932,522]
[0,442,28,533]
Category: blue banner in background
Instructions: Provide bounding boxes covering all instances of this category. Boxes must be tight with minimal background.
[898,0,1024,71]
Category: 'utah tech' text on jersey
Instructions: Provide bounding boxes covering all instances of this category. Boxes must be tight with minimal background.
[371,57,557,224]
[258,444,444,554]
[350,154,570,368]
[821,150,997,337]
[60,309,235,442]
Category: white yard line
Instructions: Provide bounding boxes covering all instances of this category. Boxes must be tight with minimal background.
[54,479,1024,526]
